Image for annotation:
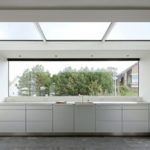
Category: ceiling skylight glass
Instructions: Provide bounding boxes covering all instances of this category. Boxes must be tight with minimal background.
[39,22,110,40]
[0,23,42,40]
[107,22,150,40]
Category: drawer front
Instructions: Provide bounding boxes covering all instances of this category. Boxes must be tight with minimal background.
[26,110,52,121]
[96,121,122,133]
[123,110,148,121]
[123,104,148,110]
[53,105,74,132]
[0,110,25,121]
[123,121,149,133]
[26,104,52,110]
[0,122,25,132]
[96,110,122,121]
[75,105,95,132]
[96,105,122,110]
[0,105,25,110]
[26,122,52,133]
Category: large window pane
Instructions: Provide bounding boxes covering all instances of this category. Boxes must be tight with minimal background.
[9,60,139,97]
[0,23,42,40]
[107,22,150,40]
[39,22,110,40]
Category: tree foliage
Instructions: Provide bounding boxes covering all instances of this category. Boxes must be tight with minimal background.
[18,65,114,96]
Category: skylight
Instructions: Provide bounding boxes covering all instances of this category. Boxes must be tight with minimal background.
[0,22,149,41]
[106,22,150,40]
[39,22,110,40]
[0,23,42,40]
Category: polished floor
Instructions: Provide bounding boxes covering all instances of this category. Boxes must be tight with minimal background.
[0,137,150,150]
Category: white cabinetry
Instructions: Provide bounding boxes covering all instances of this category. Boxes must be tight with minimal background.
[123,104,149,133]
[75,104,95,132]
[53,104,74,132]
[26,104,52,133]
[0,104,25,132]
[96,104,122,133]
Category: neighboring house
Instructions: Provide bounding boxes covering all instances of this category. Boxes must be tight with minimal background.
[9,76,19,96]
[117,63,138,91]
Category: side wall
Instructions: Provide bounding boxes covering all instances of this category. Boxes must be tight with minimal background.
[0,59,8,101]
[139,54,150,101]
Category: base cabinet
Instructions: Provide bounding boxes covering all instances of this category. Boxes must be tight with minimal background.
[0,105,25,132]
[123,104,149,133]
[26,105,53,133]
[53,105,74,132]
[75,105,95,132]
[96,105,122,133]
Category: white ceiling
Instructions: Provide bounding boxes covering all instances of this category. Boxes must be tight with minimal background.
[1,0,150,9]
[0,0,150,59]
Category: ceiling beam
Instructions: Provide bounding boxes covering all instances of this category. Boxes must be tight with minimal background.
[0,10,150,21]
[102,22,115,42]
[34,22,46,42]
[0,41,149,51]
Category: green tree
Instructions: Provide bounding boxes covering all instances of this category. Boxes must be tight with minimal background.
[18,65,51,96]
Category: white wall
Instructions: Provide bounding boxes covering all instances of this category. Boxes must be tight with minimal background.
[0,53,150,102]
[0,59,8,101]
[139,54,150,101]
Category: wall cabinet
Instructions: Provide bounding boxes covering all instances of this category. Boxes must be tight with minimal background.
[53,104,74,132]
[75,104,95,132]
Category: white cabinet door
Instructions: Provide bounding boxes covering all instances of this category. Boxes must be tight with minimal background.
[96,121,122,133]
[75,105,95,132]
[96,110,122,121]
[53,105,74,132]
[26,105,52,133]
[96,105,122,133]
[26,110,52,121]
[26,122,52,133]
[0,122,25,132]
[123,110,148,121]
[0,105,25,133]
[123,104,149,133]
[0,110,25,121]
[123,122,149,133]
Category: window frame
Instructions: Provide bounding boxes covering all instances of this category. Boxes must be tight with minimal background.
[8,58,140,97]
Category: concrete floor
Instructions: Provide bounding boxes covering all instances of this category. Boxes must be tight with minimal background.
[0,137,150,150]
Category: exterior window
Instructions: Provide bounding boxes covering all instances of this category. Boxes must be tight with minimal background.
[9,60,139,97]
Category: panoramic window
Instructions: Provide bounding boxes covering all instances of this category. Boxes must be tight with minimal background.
[9,60,139,97]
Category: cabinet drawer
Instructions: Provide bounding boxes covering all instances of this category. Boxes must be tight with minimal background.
[123,104,148,110]
[26,122,52,133]
[75,105,95,132]
[26,104,52,110]
[53,105,74,132]
[26,110,52,121]
[123,121,148,133]
[0,110,25,121]
[96,110,122,121]
[0,122,25,132]
[96,105,122,110]
[96,121,122,133]
[123,110,148,121]
[0,105,25,110]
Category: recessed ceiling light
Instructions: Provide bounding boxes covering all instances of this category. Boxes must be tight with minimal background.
[90,54,94,58]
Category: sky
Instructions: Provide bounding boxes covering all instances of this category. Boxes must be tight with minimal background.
[9,61,138,81]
